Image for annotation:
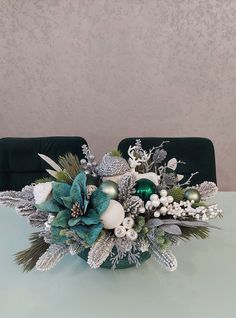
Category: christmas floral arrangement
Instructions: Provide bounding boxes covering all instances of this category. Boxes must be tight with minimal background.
[0,140,222,272]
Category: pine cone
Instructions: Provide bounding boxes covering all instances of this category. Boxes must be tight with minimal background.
[123,196,143,215]
[71,202,85,218]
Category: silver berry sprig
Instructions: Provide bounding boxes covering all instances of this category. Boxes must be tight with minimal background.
[80,144,98,176]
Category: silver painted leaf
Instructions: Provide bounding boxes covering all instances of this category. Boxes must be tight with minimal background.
[161,224,182,235]
[36,244,69,271]
[87,232,115,269]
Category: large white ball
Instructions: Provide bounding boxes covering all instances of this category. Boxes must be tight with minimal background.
[100,200,125,229]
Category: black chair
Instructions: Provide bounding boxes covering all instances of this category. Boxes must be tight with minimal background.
[0,136,87,191]
[118,137,217,186]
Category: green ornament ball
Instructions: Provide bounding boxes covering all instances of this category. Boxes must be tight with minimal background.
[99,180,118,200]
[135,178,156,202]
[184,188,201,203]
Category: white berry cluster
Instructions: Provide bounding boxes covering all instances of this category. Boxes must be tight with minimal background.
[114,217,138,240]
[184,203,222,221]
[145,189,174,218]
[145,190,222,221]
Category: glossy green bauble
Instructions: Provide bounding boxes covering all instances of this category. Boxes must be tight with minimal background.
[99,180,118,199]
[135,178,156,202]
[184,188,201,203]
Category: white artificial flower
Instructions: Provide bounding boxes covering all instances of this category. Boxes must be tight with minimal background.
[33,182,52,205]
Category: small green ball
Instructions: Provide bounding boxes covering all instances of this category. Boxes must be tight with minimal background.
[134,224,143,233]
[135,178,156,202]
[136,216,145,226]
[184,188,201,203]
[99,180,118,199]
[140,226,149,235]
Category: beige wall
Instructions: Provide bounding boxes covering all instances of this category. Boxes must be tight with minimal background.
[0,0,235,190]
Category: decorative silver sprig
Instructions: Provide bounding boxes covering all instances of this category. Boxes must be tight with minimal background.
[87,232,115,269]
[193,181,218,200]
[110,237,141,269]
[0,186,47,227]
[36,243,69,271]
[147,230,177,271]
[80,144,98,176]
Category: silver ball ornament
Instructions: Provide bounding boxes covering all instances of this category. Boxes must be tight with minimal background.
[184,189,201,203]
[99,180,118,199]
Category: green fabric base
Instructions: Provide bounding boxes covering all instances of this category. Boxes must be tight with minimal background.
[78,248,151,269]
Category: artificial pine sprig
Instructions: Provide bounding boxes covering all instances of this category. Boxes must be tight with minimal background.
[14,233,49,272]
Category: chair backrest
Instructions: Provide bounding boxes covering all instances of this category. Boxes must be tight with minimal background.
[118,137,217,185]
[0,136,87,191]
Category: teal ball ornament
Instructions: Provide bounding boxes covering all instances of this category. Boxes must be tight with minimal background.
[99,180,118,200]
[184,188,201,203]
[135,178,156,202]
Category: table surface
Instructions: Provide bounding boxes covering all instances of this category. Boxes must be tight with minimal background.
[0,192,235,318]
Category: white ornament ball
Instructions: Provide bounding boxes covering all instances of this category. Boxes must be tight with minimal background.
[114,226,126,238]
[126,229,138,241]
[138,207,146,214]
[160,206,168,214]
[160,189,168,197]
[122,217,134,229]
[100,200,125,229]
[160,197,168,205]
[150,194,159,201]
[33,182,52,205]
[152,199,160,207]
[167,195,174,203]
[154,211,160,218]
[145,200,152,209]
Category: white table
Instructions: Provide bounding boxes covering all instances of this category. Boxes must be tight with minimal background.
[0,192,235,318]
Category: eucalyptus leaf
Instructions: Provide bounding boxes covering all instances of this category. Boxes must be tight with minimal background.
[161,225,182,235]
[146,219,164,228]
[146,218,220,229]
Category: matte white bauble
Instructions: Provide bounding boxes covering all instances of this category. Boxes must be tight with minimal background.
[150,194,159,201]
[100,200,125,229]
[154,211,160,218]
[167,195,174,203]
[160,189,168,197]
[160,206,168,214]
[160,197,168,205]
[152,199,160,207]
[33,182,52,205]
[138,207,146,214]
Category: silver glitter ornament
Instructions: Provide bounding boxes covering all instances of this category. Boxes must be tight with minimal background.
[96,154,130,177]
